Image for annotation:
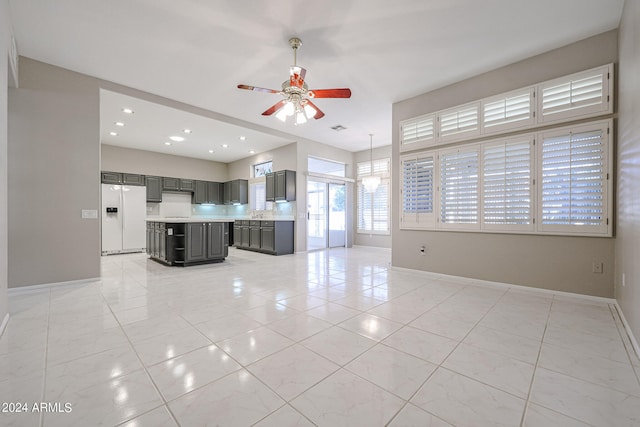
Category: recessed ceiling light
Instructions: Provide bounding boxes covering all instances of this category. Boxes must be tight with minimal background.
[249,150,255,154]
[109,131,118,136]
[122,108,134,114]
[114,122,125,127]
[164,142,172,146]
[208,150,214,153]
[169,136,185,142]
[239,136,246,141]
[183,129,192,134]
[222,144,229,148]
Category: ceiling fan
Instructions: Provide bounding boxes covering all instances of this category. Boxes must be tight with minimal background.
[237,37,352,124]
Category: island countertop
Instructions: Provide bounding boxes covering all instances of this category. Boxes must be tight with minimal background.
[146,217,295,223]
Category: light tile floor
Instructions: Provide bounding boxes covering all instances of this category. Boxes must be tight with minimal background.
[1,246,639,426]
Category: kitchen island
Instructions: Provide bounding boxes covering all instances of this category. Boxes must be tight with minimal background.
[146,218,230,266]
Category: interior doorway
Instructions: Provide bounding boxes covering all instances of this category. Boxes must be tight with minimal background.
[307,180,346,250]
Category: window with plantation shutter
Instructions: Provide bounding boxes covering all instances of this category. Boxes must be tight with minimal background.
[438,103,480,143]
[400,154,435,229]
[439,148,480,229]
[482,137,534,232]
[482,88,535,134]
[539,64,612,124]
[358,180,390,234]
[539,121,610,235]
[357,158,391,234]
[400,114,435,152]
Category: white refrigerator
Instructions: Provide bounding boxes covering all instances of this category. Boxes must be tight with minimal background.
[101,184,147,255]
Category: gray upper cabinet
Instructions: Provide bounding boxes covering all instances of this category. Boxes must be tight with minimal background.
[193,181,222,204]
[229,179,248,204]
[163,177,180,191]
[101,171,122,184]
[266,170,296,202]
[265,173,275,202]
[146,176,163,202]
[122,173,145,186]
[180,179,195,192]
[223,181,231,205]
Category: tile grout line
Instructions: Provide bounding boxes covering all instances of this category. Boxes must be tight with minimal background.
[517,292,554,427]
[103,291,182,427]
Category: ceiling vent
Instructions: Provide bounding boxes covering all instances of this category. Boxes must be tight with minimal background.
[331,125,347,132]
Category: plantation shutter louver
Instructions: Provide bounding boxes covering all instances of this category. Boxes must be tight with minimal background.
[483,139,533,231]
[540,123,609,234]
[539,65,611,124]
[401,154,435,228]
[439,103,480,142]
[400,115,435,151]
[482,89,534,133]
[358,181,390,233]
[439,148,480,229]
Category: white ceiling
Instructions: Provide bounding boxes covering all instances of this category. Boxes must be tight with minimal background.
[9,0,624,160]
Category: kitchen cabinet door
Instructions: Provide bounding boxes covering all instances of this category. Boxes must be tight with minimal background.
[146,176,162,202]
[260,226,275,253]
[207,182,222,204]
[223,181,231,205]
[193,181,208,204]
[163,177,180,191]
[101,171,122,184]
[180,179,195,192]
[275,170,296,201]
[230,179,248,204]
[265,173,275,202]
[122,173,145,186]
[206,223,224,259]
[186,223,206,262]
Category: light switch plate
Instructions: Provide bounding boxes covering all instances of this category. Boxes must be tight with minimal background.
[82,209,98,219]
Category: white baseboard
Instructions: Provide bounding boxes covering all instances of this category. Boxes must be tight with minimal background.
[614,302,640,361]
[0,313,9,338]
[8,277,101,295]
[389,266,616,304]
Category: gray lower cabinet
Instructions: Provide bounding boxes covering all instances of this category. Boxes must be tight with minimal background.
[186,222,206,263]
[235,220,294,255]
[146,176,163,202]
[206,222,225,259]
[147,221,226,266]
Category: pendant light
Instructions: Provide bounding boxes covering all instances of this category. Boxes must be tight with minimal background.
[362,134,380,193]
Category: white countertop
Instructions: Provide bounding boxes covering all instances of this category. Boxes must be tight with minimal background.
[146,217,295,223]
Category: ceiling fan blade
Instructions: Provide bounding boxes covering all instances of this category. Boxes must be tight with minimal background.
[305,100,325,119]
[308,88,352,98]
[237,84,280,94]
[261,100,287,116]
[289,66,307,88]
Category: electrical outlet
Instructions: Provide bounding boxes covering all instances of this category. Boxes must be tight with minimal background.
[592,261,603,274]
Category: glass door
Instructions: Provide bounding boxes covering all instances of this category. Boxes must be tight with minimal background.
[328,183,346,248]
[307,180,346,250]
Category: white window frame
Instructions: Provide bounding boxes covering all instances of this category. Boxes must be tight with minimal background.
[399,114,436,152]
[399,120,612,237]
[481,87,536,135]
[400,153,436,230]
[536,120,612,236]
[437,102,481,144]
[438,145,481,231]
[481,135,535,233]
[537,64,612,125]
[357,158,390,235]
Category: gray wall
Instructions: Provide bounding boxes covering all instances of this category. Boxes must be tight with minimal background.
[101,144,228,182]
[392,30,618,297]
[227,142,298,180]
[0,0,11,322]
[353,145,392,248]
[9,58,101,288]
[616,1,640,342]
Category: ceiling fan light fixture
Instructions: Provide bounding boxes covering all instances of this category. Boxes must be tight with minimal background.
[304,104,317,119]
[283,101,295,116]
[296,111,307,125]
[276,109,288,122]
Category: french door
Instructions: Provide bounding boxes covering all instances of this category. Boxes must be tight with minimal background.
[307,180,346,250]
